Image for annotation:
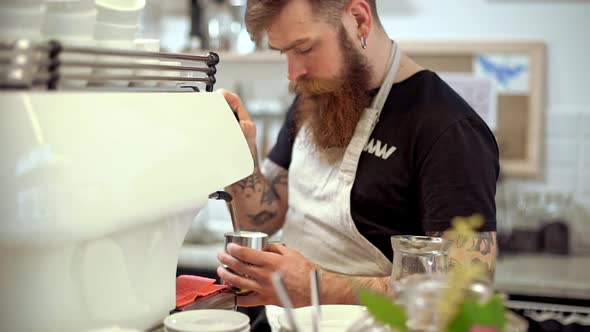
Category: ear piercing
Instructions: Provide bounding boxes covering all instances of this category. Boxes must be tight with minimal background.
[360,35,368,49]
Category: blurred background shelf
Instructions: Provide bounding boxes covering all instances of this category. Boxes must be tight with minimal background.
[213,51,283,63]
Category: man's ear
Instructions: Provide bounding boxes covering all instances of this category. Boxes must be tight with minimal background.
[347,0,373,38]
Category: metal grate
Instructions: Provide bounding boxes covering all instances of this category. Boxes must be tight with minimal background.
[0,38,219,92]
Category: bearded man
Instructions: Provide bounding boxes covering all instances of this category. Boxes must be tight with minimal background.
[216,0,499,324]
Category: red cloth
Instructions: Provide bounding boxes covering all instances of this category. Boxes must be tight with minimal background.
[175,275,228,308]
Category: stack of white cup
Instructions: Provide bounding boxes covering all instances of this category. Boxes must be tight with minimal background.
[42,0,97,87]
[0,0,46,41]
[93,0,146,86]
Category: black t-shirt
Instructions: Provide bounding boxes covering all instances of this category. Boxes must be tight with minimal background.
[268,70,499,260]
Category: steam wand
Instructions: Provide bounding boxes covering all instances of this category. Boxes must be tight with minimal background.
[208,191,240,234]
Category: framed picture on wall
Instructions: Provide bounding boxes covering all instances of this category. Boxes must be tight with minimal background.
[399,40,546,177]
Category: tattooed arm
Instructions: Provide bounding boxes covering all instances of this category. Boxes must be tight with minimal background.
[220,89,289,236]
[425,231,497,279]
[226,154,289,236]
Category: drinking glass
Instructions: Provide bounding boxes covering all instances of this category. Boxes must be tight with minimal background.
[390,235,450,283]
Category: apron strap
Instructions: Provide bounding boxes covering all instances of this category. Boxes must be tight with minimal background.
[370,42,402,112]
[339,41,403,181]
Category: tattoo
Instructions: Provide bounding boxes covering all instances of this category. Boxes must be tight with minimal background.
[228,160,289,235]
[260,182,278,205]
[247,210,277,226]
[235,172,263,193]
[426,231,497,277]
[260,169,288,205]
[469,231,494,256]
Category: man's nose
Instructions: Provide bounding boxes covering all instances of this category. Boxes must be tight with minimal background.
[287,55,307,81]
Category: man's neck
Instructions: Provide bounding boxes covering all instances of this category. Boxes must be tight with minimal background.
[366,31,424,89]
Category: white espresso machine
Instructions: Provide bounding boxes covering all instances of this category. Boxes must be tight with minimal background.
[0,39,253,331]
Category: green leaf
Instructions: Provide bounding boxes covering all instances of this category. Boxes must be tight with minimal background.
[359,289,408,332]
[446,295,507,332]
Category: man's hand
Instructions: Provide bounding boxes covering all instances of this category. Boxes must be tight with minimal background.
[217,89,256,146]
[217,243,317,307]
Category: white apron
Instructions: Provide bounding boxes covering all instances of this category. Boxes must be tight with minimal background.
[283,41,402,277]
[266,42,403,331]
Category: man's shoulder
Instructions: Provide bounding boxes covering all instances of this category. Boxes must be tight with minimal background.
[380,70,485,135]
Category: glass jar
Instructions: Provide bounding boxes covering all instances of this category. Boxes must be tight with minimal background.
[390,235,450,283]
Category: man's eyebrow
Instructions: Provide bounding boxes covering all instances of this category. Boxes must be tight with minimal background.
[268,38,310,53]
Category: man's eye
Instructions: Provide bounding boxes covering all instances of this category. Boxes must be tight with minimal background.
[297,47,313,55]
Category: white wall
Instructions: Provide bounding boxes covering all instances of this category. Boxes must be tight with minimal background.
[378,0,590,109]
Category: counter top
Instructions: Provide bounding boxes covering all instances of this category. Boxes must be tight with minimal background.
[495,254,590,300]
[178,244,590,300]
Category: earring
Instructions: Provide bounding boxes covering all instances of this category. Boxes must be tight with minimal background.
[360,35,367,49]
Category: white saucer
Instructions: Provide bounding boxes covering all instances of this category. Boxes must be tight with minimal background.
[164,310,250,332]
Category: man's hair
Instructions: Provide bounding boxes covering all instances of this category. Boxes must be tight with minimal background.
[245,0,381,43]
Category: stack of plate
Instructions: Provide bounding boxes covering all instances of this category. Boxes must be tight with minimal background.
[164,310,251,332]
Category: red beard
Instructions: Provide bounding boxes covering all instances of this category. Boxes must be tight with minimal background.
[289,26,373,162]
